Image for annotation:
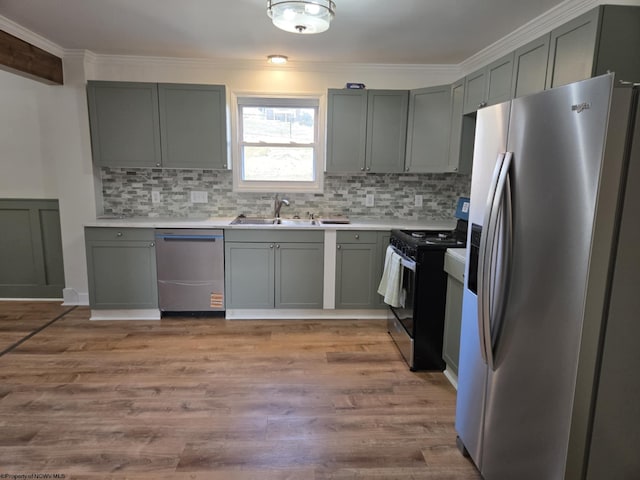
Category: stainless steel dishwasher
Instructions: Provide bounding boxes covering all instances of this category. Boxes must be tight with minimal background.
[155,229,224,312]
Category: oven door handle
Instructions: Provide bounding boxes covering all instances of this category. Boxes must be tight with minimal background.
[390,246,416,272]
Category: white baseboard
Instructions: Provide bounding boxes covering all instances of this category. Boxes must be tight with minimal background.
[62,288,89,306]
[0,297,63,302]
[444,368,458,390]
[90,309,161,320]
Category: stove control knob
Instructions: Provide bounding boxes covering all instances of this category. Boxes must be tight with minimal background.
[438,233,448,239]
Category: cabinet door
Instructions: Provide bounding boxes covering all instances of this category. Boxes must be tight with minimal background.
[405,85,453,173]
[463,70,487,114]
[87,81,162,167]
[594,5,640,81]
[443,275,464,376]
[335,243,378,308]
[275,243,324,309]
[326,89,367,172]
[512,34,551,98]
[224,242,275,308]
[365,90,408,173]
[86,240,158,309]
[546,9,599,89]
[158,84,228,169]
[485,53,514,106]
[448,79,466,173]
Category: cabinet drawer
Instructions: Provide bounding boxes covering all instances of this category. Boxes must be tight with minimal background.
[337,231,378,244]
[85,227,155,242]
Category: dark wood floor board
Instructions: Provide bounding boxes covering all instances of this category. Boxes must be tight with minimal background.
[0,301,480,479]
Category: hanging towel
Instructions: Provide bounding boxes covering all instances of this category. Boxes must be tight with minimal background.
[377,245,403,307]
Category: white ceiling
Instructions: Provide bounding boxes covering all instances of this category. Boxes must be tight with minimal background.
[0,0,568,65]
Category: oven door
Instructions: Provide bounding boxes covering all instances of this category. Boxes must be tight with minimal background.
[388,248,417,336]
[387,247,418,368]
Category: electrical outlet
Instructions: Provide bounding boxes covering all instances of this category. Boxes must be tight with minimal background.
[190,191,208,203]
[414,194,423,207]
[365,194,374,207]
[151,191,161,204]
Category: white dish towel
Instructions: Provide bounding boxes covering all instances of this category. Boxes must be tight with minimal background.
[377,245,403,307]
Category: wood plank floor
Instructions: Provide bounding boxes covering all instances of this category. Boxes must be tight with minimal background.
[0,301,481,479]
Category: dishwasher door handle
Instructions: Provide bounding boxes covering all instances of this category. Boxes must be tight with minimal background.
[155,234,223,241]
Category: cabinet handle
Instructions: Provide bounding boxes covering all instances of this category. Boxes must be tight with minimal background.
[155,163,161,167]
[270,244,274,249]
[355,234,360,239]
[366,167,371,171]
[149,242,155,247]
[276,244,280,249]
[116,232,123,237]
[478,102,487,109]
[337,245,342,249]
[405,167,410,172]
[360,167,365,171]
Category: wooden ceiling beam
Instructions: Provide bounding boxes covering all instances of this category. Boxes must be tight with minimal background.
[0,29,63,85]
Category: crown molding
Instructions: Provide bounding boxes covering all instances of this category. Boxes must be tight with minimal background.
[0,14,64,58]
[460,0,601,75]
[73,52,460,77]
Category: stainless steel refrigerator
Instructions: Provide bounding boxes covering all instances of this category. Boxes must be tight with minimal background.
[455,73,640,479]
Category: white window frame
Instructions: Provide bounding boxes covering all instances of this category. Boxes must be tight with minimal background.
[231,92,325,193]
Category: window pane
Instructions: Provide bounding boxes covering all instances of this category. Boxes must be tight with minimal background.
[243,146,315,181]
[242,107,315,144]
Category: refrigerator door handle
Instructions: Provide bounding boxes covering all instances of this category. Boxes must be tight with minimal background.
[484,152,513,370]
[478,153,506,364]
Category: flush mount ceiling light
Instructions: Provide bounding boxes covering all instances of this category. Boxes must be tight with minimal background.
[267,0,336,34]
[267,54,289,65]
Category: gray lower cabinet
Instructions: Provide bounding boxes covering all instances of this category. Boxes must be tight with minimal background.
[546,6,640,89]
[326,89,408,173]
[405,85,453,173]
[224,230,324,309]
[443,250,465,377]
[87,81,228,169]
[335,231,388,309]
[85,228,158,309]
[0,199,65,298]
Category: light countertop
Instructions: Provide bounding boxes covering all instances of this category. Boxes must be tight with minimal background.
[86,216,457,231]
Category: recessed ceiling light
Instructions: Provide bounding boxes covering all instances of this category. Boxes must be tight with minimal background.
[267,55,289,65]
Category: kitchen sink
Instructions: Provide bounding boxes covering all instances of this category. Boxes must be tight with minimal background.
[230,216,317,226]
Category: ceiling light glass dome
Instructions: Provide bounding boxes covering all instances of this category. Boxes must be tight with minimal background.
[267,0,336,34]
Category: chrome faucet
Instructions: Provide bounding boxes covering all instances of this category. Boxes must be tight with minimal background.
[274,194,290,218]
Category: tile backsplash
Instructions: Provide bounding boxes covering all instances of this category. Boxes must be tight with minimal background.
[101,168,471,220]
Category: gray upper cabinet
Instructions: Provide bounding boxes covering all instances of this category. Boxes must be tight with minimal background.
[87,81,162,168]
[546,6,640,90]
[326,89,408,173]
[365,90,409,173]
[158,84,228,169]
[485,53,515,106]
[463,69,487,115]
[512,34,551,98]
[87,81,228,169]
[326,89,367,172]
[546,9,599,89]
[463,53,514,114]
[405,85,453,173]
[85,228,158,309]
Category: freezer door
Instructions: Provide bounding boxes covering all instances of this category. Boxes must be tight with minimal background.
[480,75,615,479]
[455,101,510,468]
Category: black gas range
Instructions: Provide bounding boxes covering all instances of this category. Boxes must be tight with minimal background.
[387,217,468,371]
